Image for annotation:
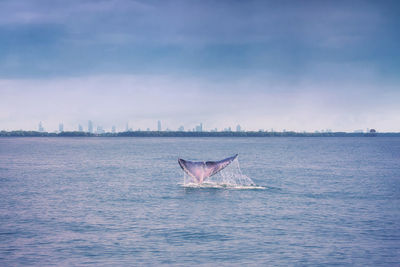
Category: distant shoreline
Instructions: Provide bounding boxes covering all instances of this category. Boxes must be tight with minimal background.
[1,130,397,137]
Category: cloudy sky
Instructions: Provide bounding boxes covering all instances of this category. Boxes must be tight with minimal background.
[1,0,399,132]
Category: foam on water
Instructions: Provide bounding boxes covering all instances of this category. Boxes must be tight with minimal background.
[182,157,264,189]
[181,182,265,190]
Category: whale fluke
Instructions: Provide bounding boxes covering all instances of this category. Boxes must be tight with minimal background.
[178,154,238,184]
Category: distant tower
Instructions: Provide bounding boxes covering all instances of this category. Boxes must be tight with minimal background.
[38,122,44,132]
[88,120,93,133]
[59,123,64,132]
[158,120,162,131]
[96,125,104,134]
[112,125,116,133]
[126,123,129,132]
[78,124,83,132]
[195,123,203,132]
[236,125,241,132]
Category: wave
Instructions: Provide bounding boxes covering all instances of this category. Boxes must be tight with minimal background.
[180,182,266,190]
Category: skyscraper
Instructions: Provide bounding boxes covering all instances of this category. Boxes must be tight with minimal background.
[59,123,64,132]
[178,126,184,132]
[195,123,203,132]
[112,125,116,133]
[88,120,93,133]
[38,122,44,132]
[96,126,104,134]
[158,120,161,131]
[78,124,83,132]
[236,125,241,132]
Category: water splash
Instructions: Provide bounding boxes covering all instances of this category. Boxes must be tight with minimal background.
[182,158,264,189]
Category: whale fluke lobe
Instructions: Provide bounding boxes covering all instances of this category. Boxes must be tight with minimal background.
[178,154,238,184]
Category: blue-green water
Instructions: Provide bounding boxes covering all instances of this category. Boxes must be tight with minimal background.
[1,137,399,266]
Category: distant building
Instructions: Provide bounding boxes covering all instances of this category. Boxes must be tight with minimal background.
[126,123,130,132]
[236,125,242,132]
[38,122,44,132]
[59,123,64,132]
[96,126,104,134]
[178,126,184,132]
[365,128,377,137]
[88,120,93,133]
[112,125,116,133]
[78,124,83,132]
[158,120,162,131]
[354,129,364,133]
[195,123,203,132]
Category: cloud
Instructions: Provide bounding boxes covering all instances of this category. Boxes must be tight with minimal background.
[0,1,399,132]
[1,0,397,80]
[0,0,383,45]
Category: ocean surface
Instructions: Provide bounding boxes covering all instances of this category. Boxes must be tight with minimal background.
[1,137,399,266]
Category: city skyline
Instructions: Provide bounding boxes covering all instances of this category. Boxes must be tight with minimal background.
[1,1,399,131]
[11,120,379,134]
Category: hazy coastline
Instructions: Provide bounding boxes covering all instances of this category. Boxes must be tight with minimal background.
[1,130,395,137]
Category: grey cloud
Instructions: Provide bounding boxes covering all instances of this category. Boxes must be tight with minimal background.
[0,0,385,45]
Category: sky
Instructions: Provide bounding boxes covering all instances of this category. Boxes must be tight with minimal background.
[1,0,399,132]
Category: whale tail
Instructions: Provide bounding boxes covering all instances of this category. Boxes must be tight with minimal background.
[178,154,238,184]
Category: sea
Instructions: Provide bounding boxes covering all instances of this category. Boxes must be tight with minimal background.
[0,137,399,266]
